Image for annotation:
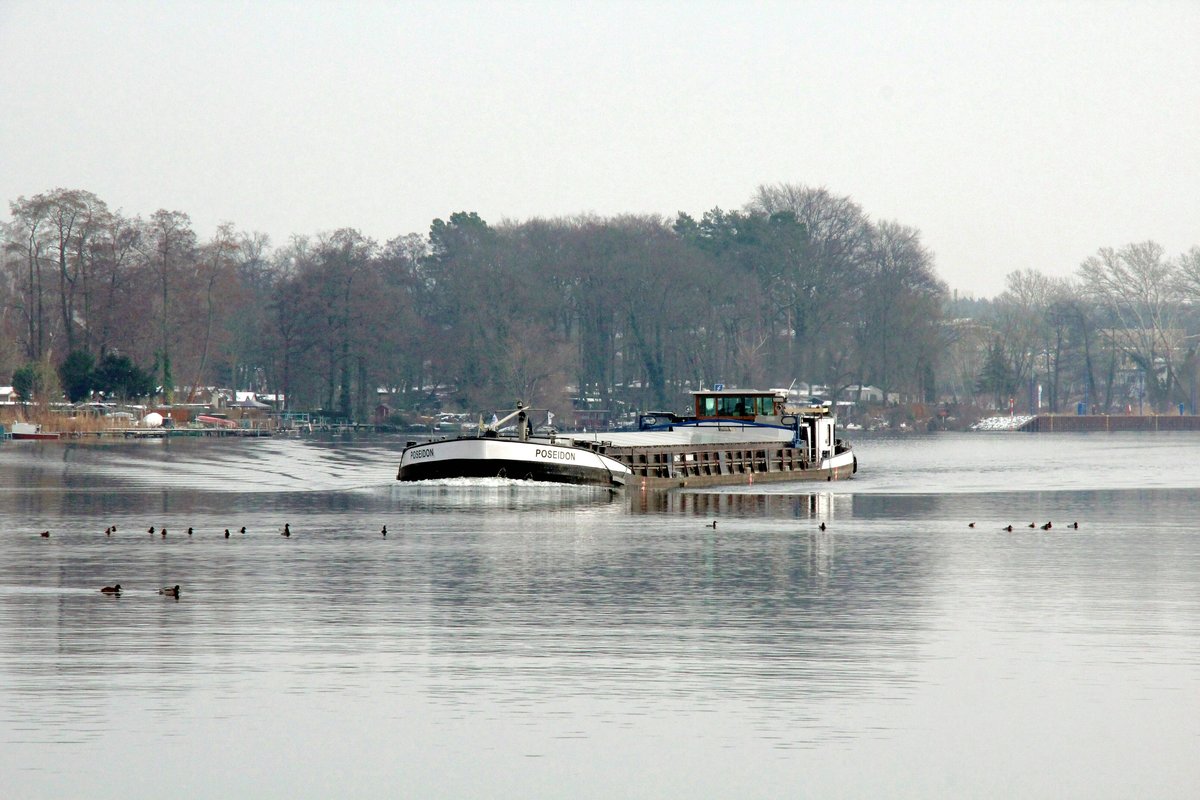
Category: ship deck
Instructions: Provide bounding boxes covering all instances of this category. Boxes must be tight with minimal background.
[550,434,853,489]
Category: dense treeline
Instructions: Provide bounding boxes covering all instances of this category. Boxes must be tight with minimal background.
[5,184,1198,420]
[0,184,945,418]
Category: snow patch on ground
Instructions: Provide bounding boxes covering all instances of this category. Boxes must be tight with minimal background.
[971,415,1034,431]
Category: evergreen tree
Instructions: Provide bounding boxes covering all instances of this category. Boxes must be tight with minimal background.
[976,338,1017,409]
[59,350,95,403]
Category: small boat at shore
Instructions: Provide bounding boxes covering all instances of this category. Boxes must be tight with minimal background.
[196,415,238,428]
[397,389,856,489]
[9,422,61,441]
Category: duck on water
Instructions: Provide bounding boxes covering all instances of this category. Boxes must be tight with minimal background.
[397,388,856,489]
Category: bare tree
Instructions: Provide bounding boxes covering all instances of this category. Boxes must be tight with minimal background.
[7,194,51,359]
[747,183,870,384]
[855,220,945,402]
[994,269,1058,406]
[1173,246,1200,299]
[265,238,313,411]
[1079,242,1183,410]
[1044,284,1096,413]
[186,223,241,400]
[89,212,144,357]
[137,210,198,399]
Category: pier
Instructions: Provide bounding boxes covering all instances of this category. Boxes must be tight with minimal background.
[1018,415,1200,432]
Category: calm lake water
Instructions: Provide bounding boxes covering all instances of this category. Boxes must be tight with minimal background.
[1,432,1198,798]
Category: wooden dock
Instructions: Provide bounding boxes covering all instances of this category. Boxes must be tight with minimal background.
[58,427,275,440]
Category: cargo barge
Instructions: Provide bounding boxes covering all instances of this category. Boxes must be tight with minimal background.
[397,389,856,489]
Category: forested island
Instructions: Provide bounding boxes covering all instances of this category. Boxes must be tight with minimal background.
[3,182,1199,427]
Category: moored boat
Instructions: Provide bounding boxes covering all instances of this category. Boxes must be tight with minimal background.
[9,422,61,441]
[196,415,238,428]
[397,389,856,489]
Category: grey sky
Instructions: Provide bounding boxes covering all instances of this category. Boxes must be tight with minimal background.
[2,0,1196,297]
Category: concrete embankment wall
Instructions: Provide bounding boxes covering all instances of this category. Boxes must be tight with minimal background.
[1019,415,1200,432]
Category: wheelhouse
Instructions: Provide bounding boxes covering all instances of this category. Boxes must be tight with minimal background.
[691,389,785,421]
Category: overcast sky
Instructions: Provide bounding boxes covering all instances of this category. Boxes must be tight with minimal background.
[1,0,1196,297]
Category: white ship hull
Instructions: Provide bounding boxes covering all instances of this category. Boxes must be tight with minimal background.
[398,437,631,487]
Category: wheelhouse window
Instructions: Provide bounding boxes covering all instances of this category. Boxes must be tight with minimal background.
[695,392,780,418]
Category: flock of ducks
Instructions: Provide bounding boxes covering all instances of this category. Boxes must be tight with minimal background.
[40,523,392,540]
[60,515,1087,596]
[37,522,392,596]
[985,521,1080,531]
[701,520,1081,532]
